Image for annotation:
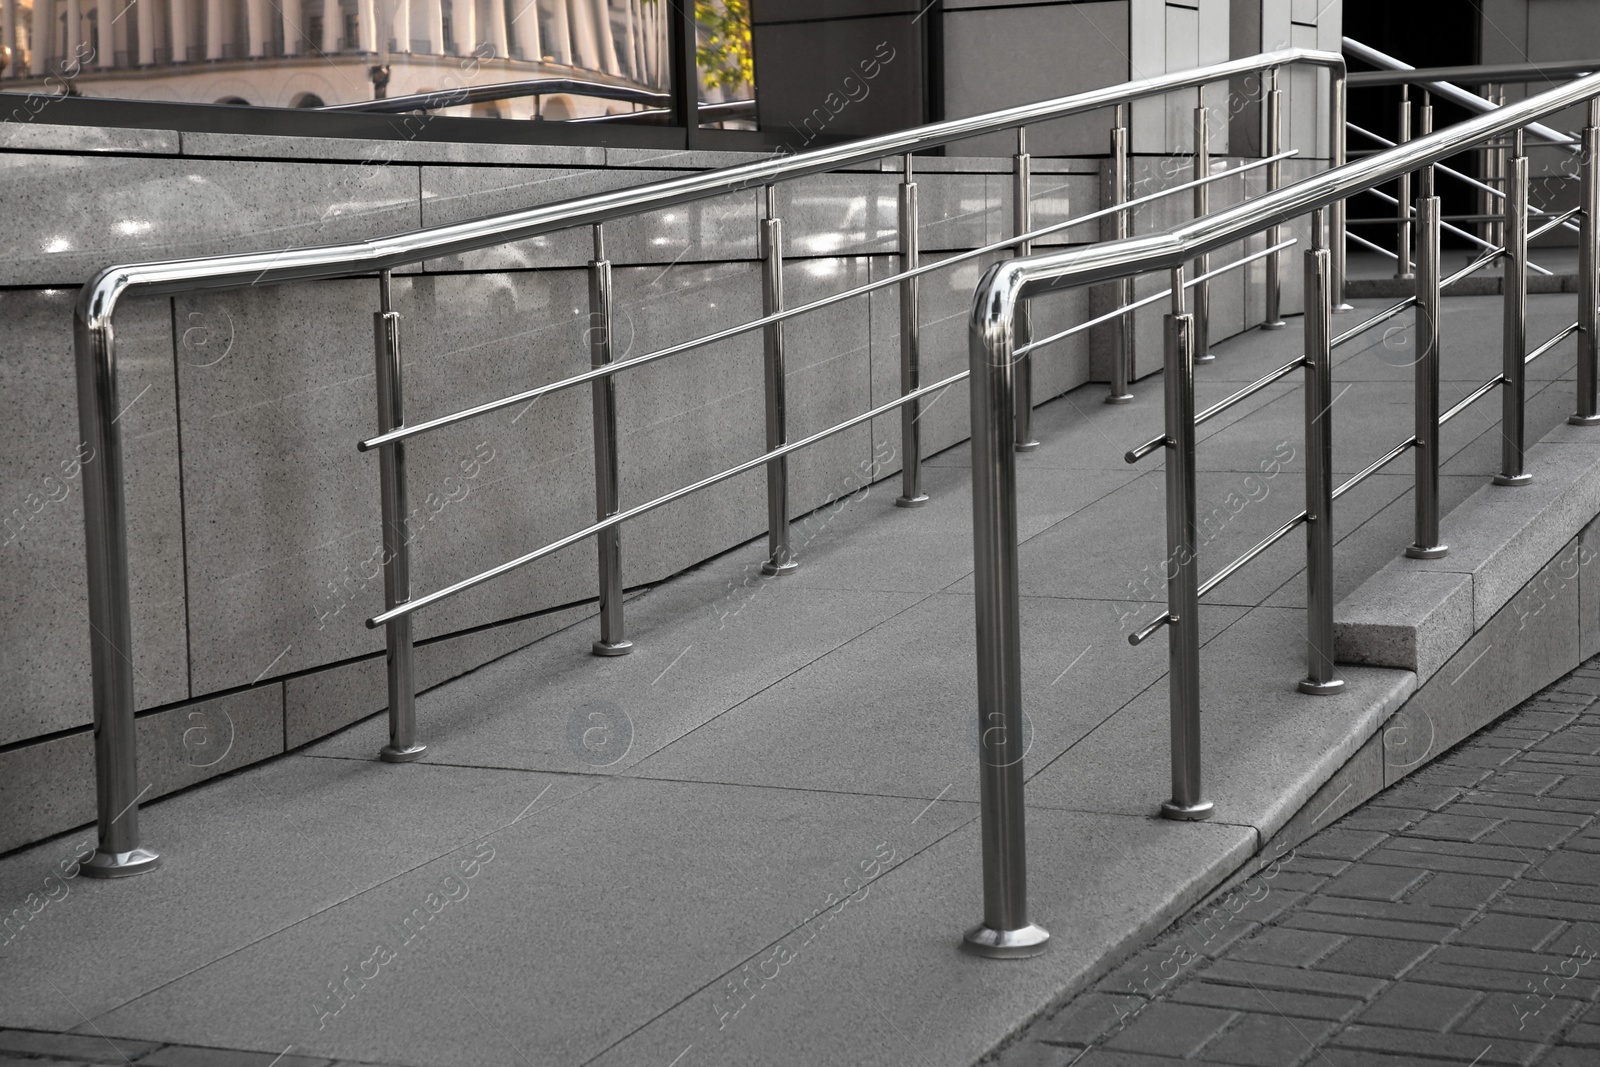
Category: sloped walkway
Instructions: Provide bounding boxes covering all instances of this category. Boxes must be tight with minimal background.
[991,655,1600,1067]
[0,296,1584,1067]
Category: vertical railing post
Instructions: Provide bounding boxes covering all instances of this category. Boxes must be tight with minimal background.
[1395,86,1414,281]
[1106,104,1135,402]
[1496,145,1533,487]
[1330,62,1353,312]
[74,310,159,877]
[1418,92,1435,198]
[964,266,1049,959]
[1408,197,1449,560]
[1014,127,1040,450]
[1573,98,1600,427]
[760,185,796,575]
[1478,82,1504,247]
[896,152,929,507]
[1161,265,1211,821]
[1192,105,1214,364]
[1301,211,1345,696]
[589,225,633,654]
[1262,69,1287,330]
[374,271,425,762]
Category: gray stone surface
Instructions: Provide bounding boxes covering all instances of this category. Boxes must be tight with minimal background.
[1336,569,1475,680]
[1409,441,1600,628]
[419,165,761,272]
[0,290,188,742]
[303,572,926,774]
[0,155,421,287]
[632,591,1247,804]
[1025,607,1415,838]
[0,758,597,1030]
[1381,537,1585,786]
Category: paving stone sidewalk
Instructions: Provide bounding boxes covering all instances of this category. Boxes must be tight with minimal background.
[991,657,1600,1067]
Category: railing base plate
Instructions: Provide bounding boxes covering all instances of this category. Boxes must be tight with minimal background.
[1259,320,1289,331]
[1492,473,1533,487]
[761,559,799,577]
[1569,413,1600,426]
[894,494,929,509]
[1297,677,1346,696]
[1406,544,1450,560]
[961,922,1050,959]
[81,847,161,879]
[592,640,634,657]
[1015,440,1041,453]
[380,743,429,763]
[1160,799,1215,821]
[1334,302,1357,313]
[1104,391,1135,405]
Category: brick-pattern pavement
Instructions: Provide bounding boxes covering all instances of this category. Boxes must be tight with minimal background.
[4,666,1598,1067]
[993,659,1600,1067]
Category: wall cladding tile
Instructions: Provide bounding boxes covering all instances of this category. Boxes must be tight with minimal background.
[0,290,187,746]
[0,155,420,287]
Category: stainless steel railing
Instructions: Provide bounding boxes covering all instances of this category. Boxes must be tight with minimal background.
[71,48,1348,879]
[964,69,1600,959]
[1342,40,1598,277]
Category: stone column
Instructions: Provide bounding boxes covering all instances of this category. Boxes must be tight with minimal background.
[320,0,337,50]
[589,0,614,74]
[358,0,375,50]
[508,0,535,59]
[205,0,222,58]
[2,0,14,77]
[389,0,410,52]
[568,0,597,69]
[419,0,439,52]
[30,0,48,73]
[544,0,569,64]
[93,0,111,66]
[280,0,301,53]
[484,0,506,57]
[136,0,155,62]
[170,0,191,61]
[453,0,472,54]
[245,0,269,56]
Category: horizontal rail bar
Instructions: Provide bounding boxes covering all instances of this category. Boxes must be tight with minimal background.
[1347,57,1600,88]
[1126,350,1306,464]
[1362,186,1556,275]
[1526,322,1582,364]
[367,369,970,627]
[1022,237,1296,358]
[1332,295,1417,346]
[1128,613,1173,646]
[79,48,1346,334]
[1439,375,1503,426]
[1196,356,1306,427]
[321,77,671,114]
[1333,436,1416,500]
[1531,207,1584,242]
[1442,247,1509,289]
[1348,122,1583,237]
[1344,38,1579,150]
[362,155,1300,453]
[1196,511,1308,598]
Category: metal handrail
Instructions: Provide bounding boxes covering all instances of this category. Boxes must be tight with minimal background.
[70,47,1350,887]
[963,70,1600,959]
[75,48,1345,308]
[1348,58,1600,88]
[1343,38,1579,150]
[359,151,1298,454]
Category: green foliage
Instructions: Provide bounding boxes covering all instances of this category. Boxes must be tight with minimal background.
[641,0,753,95]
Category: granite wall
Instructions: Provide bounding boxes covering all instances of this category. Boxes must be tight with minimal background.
[0,104,1327,854]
